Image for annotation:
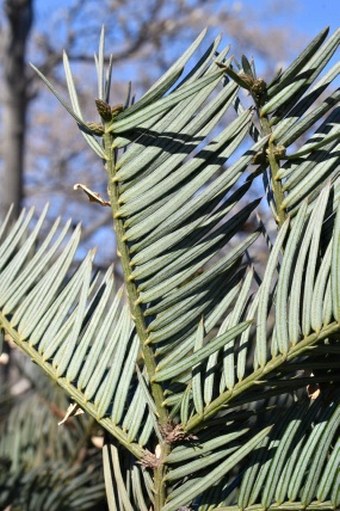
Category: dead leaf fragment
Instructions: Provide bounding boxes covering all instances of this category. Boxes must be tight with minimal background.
[58,402,84,426]
[74,183,110,207]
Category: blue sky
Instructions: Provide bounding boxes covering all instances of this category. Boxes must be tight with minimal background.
[231,0,339,33]
[273,0,338,33]
[34,0,339,39]
[33,0,339,82]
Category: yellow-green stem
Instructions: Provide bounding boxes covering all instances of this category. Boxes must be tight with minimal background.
[0,316,145,459]
[259,114,286,226]
[154,443,170,510]
[185,321,339,432]
[103,127,169,509]
[103,128,167,425]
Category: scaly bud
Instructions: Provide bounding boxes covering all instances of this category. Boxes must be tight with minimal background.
[272,145,286,160]
[95,99,113,121]
[111,104,124,116]
[251,79,267,104]
[86,122,105,136]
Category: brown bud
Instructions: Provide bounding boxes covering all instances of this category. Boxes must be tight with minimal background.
[238,72,255,89]
[95,99,112,121]
[251,79,267,104]
[111,104,124,116]
[86,122,105,136]
[273,145,286,159]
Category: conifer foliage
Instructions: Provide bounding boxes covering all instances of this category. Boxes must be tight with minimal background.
[0,27,339,510]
